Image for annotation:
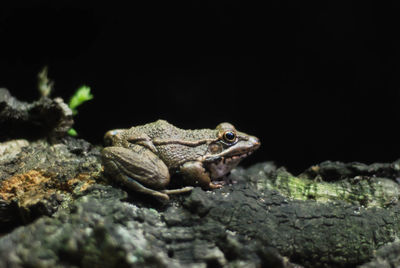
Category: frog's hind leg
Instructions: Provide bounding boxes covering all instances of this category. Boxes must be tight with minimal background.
[118,172,170,200]
[102,146,170,200]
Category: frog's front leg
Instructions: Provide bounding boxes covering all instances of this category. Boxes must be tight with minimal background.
[102,145,170,200]
[180,161,223,189]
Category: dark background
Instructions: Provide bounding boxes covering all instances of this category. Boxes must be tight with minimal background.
[1,2,400,174]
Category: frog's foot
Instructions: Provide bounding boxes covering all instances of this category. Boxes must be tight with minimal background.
[162,186,194,195]
[208,182,224,189]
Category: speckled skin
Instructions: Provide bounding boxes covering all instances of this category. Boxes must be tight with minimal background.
[126,120,217,169]
[102,120,260,200]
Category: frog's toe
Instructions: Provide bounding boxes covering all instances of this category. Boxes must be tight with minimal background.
[208,182,223,189]
[162,186,193,195]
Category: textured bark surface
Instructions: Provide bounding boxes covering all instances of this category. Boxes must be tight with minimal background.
[1,136,400,267]
[0,88,73,140]
[0,138,102,231]
[360,241,400,268]
[1,89,400,267]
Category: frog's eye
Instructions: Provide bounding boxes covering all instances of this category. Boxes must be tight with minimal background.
[223,131,236,143]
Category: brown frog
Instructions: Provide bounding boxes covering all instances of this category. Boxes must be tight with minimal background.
[101,120,260,200]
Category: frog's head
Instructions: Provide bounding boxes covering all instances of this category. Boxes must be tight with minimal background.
[203,122,261,179]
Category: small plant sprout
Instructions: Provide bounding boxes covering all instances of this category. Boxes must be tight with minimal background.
[67,128,78,137]
[67,85,94,136]
[68,85,94,116]
[37,66,54,97]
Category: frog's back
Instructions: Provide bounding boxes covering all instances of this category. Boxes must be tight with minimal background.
[137,120,217,168]
[138,120,216,141]
[135,120,180,139]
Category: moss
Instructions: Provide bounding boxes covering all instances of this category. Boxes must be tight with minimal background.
[256,169,400,208]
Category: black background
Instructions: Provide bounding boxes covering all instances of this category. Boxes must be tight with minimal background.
[1,1,400,174]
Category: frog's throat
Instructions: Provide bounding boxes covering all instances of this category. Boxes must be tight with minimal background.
[152,138,218,147]
[207,154,246,179]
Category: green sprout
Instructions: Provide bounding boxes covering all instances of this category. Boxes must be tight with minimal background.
[67,128,78,137]
[69,85,94,115]
[68,85,94,136]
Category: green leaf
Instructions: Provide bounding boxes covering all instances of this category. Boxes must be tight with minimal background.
[69,85,94,115]
[67,128,78,136]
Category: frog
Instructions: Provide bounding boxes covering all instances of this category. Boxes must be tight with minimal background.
[101,120,260,200]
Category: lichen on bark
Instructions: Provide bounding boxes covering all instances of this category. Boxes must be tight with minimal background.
[249,163,400,208]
